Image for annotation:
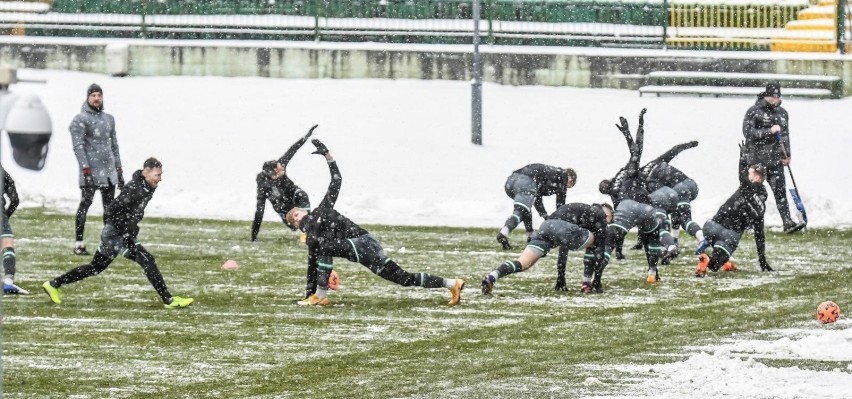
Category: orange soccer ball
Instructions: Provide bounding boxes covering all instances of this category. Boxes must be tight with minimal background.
[816,301,841,324]
[328,270,340,291]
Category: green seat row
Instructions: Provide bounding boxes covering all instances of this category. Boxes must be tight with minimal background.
[51,0,663,25]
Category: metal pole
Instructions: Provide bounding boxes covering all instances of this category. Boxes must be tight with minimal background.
[838,0,848,54]
[472,0,483,145]
[662,0,669,49]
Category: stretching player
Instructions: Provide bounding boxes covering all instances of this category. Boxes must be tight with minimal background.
[482,202,611,295]
[598,109,673,284]
[631,140,704,260]
[287,139,464,306]
[696,143,771,276]
[251,125,316,241]
[496,163,576,250]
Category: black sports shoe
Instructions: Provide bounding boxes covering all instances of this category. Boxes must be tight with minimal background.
[73,246,89,256]
[783,220,806,234]
[614,247,625,260]
[630,241,643,250]
[496,233,512,250]
[591,280,604,294]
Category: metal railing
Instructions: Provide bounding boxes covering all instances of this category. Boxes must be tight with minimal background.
[0,0,848,52]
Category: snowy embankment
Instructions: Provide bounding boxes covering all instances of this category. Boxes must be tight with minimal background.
[5,69,849,231]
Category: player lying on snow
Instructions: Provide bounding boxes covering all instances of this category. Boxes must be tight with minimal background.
[598,109,676,285]
[285,139,465,307]
[481,202,612,295]
[694,142,772,277]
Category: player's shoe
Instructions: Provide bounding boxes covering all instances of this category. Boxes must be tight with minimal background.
[481,275,495,295]
[695,239,710,255]
[580,282,593,294]
[73,246,89,256]
[630,241,643,250]
[695,254,709,277]
[297,294,330,307]
[783,221,807,234]
[42,281,61,304]
[4,283,29,295]
[164,296,194,309]
[646,268,659,284]
[721,261,737,272]
[448,279,465,306]
[496,233,512,250]
[614,247,625,260]
[164,296,194,308]
[591,280,604,294]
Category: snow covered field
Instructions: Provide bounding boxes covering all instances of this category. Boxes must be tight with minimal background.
[3,69,850,397]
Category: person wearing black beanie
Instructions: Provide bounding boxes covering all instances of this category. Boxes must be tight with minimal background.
[69,83,124,255]
[741,82,803,233]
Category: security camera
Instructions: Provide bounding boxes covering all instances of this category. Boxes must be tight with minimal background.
[2,92,52,170]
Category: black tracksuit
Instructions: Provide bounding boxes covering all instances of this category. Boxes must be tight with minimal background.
[50,170,176,303]
[251,136,311,241]
[548,203,608,289]
[640,141,701,236]
[605,136,649,209]
[640,142,696,192]
[706,153,770,271]
[512,163,571,217]
[603,111,671,279]
[301,158,448,297]
[742,97,793,225]
[2,168,19,219]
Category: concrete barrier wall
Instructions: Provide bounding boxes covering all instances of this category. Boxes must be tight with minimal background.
[0,39,849,95]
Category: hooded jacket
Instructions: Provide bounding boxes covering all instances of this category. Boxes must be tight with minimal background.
[742,97,790,168]
[70,102,123,187]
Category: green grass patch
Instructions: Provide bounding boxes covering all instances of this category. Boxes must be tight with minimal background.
[4,208,850,398]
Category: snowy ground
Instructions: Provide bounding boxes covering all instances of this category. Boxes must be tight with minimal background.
[3,69,850,397]
[5,69,851,230]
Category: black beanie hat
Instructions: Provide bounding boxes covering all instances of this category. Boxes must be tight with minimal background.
[87,83,103,97]
[760,82,781,98]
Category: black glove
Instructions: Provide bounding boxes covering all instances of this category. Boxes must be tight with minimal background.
[687,140,699,148]
[117,168,125,190]
[311,139,329,155]
[554,276,568,291]
[82,168,94,188]
[304,124,318,140]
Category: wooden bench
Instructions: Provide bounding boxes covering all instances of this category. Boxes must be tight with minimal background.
[641,71,842,98]
[639,85,834,99]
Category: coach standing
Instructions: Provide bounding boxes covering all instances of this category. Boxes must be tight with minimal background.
[742,82,802,233]
[70,83,124,255]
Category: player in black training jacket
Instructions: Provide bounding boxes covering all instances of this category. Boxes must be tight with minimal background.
[42,158,194,308]
[695,143,771,277]
[251,125,316,241]
[286,139,465,306]
[481,202,611,295]
[598,109,674,285]
[631,140,704,259]
[1,166,27,295]
[496,163,576,250]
